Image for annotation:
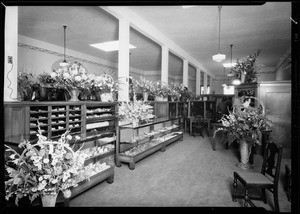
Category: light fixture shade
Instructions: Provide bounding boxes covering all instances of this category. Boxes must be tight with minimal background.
[212,53,226,62]
[232,78,241,85]
[59,61,69,67]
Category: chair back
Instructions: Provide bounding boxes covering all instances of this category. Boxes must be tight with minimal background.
[261,142,283,186]
[194,115,204,128]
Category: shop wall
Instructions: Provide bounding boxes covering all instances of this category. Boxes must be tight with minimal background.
[18,35,118,81]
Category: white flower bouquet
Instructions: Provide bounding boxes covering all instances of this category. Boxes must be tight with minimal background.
[4,123,89,206]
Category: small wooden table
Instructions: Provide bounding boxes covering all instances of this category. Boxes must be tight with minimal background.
[186,116,210,137]
[210,122,229,150]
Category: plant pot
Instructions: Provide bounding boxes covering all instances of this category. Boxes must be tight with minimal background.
[100,92,113,102]
[94,91,101,101]
[236,140,253,170]
[132,119,139,127]
[241,72,246,83]
[69,89,80,102]
[41,193,58,207]
[155,95,167,101]
[143,92,149,101]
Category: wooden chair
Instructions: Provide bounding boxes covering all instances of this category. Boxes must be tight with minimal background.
[191,115,204,138]
[232,142,283,212]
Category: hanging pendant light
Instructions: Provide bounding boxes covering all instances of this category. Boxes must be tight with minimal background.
[212,6,226,62]
[227,44,235,76]
[60,25,68,67]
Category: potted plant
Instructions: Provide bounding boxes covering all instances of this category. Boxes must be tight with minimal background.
[50,61,89,102]
[168,82,182,101]
[214,96,272,169]
[17,72,34,101]
[118,95,155,127]
[4,124,89,206]
[89,73,117,102]
[134,76,154,101]
[230,50,261,83]
[150,81,169,101]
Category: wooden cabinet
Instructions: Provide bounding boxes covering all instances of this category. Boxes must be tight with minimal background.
[257,81,291,158]
[4,101,118,198]
[116,117,183,170]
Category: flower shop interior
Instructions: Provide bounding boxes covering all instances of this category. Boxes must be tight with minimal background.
[2,2,298,212]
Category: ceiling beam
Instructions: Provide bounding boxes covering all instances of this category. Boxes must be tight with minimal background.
[100,6,215,78]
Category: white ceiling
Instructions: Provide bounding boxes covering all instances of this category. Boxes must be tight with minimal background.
[18,2,291,78]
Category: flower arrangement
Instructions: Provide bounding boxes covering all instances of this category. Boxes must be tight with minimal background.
[134,76,153,93]
[168,82,182,100]
[4,123,89,206]
[89,73,117,94]
[118,96,155,123]
[150,81,170,98]
[230,50,262,83]
[37,72,57,87]
[214,96,272,147]
[50,61,89,91]
[17,72,34,101]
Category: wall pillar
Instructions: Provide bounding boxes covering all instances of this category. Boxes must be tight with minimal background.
[118,19,130,101]
[204,72,208,94]
[161,45,169,84]
[183,59,188,87]
[4,6,18,102]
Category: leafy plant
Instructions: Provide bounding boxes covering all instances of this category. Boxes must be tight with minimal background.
[231,50,261,83]
[150,81,170,98]
[37,72,57,87]
[17,72,34,101]
[134,76,154,93]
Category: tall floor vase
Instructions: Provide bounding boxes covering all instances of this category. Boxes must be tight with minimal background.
[69,89,80,102]
[41,193,58,207]
[236,140,253,170]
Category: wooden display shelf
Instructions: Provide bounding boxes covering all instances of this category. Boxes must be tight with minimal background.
[70,166,114,198]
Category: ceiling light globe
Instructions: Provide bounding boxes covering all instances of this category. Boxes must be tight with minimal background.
[212,53,226,62]
[232,78,241,85]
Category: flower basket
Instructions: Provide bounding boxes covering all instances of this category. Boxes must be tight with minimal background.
[213,96,272,169]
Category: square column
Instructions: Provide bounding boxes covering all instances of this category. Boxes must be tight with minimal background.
[183,59,188,87]
[204,73,208,94]
[196,68,201,95]
[4,6,18,102]
[118,19,130,101]
[161,45,169,84]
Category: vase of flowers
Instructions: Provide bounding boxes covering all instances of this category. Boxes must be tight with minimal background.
[169,82,182,101]
[134,76,154,101]
[151,81,169,101]
[118,95,155,127]
[214,96,272,169]
[4,123,89,206]
[50,61,89,102]
[230,50,261,83]
[90,73,117,102]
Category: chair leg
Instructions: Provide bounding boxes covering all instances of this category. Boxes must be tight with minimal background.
[274,188,280,213]
[262,188,267,204]
[244,189,249,207]
[232,174,237,202]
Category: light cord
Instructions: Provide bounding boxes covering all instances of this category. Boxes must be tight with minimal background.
[6,62,19,101]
